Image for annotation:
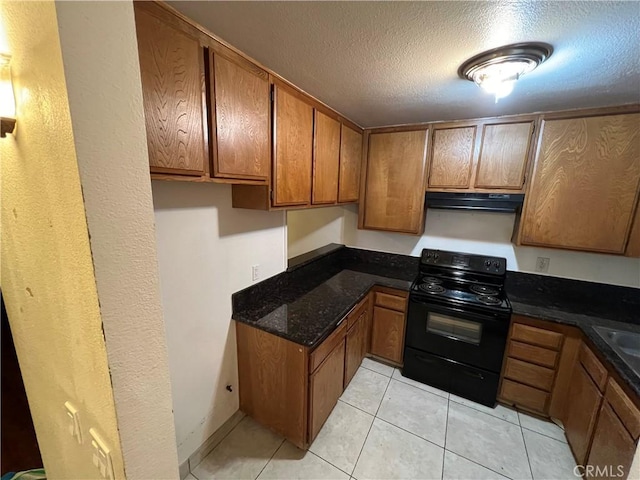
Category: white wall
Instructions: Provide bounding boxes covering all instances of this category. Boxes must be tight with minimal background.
[0,2,126,477]
[287,206,345,258]
[152,181,287,463]
[286,205,640,288]
[342,205,640,287]
[56,1,180,477]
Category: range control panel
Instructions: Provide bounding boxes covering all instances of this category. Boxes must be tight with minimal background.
[420,249,506,275]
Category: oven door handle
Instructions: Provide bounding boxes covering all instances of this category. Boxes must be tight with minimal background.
[414,354,485,380]
[409,296,505,322]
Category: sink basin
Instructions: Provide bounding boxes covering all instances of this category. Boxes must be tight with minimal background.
[593,326,640,376]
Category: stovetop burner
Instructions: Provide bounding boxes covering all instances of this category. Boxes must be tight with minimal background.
[418,283,446,294]
[421,276,443,285]
[470,284,500,296]
[476,295,502,306]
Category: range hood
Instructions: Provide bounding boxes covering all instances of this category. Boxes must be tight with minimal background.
[425,192,524,213]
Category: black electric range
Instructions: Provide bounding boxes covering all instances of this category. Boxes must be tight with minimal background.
[403,249,512,407]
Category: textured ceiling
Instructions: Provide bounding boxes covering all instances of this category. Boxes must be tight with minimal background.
[168,1,640,128]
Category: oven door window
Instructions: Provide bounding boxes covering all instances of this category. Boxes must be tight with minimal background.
[426,312,482,345]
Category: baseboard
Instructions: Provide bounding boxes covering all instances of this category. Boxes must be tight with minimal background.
[187,410,246,472]
[179,459,190,480]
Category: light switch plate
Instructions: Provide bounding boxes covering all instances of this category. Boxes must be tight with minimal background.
[64,401,82,444]
[89,428,114,480]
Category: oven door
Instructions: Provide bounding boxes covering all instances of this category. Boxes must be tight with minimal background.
[405,297,510,373]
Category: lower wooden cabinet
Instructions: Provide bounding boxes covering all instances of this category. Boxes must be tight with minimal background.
[586,378,640,480]
[309,339,345,441]
[344,309,367,388]
[369,289,408,364]
[565,363,604,464]
[587,402,636,479]
[236,291,373,448]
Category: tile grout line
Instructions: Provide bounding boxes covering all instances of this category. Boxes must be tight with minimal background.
[375,416,446,451]
[348,373,392,477]
[519,421,535,480]
[254,438,286,480]
[520,426,568,444]
[441,396,450,480]
[307,449,353,478]
[442,450,514,480]
[359,363,394,378]
[189,415,248,474]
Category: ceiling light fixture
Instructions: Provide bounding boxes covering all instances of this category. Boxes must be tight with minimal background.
[459,43,552,102]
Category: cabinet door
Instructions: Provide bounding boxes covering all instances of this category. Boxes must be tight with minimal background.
[428,126,476,188]
[134,5,206,176]
[363,130,428,234]
[344,312,367,388]
[475,121,533,189]
[338,125,363,203]
[312,111,341,204]
[625,199,640,257]
[273,85,313,206]
[308,340,345,443]
[521,113,640,253]
[587,402,636,480]
[565,365,603,464]
[210,50,270,181]
[370,306,405,364]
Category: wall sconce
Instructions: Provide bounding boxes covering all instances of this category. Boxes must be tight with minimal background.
[1,53,16,138]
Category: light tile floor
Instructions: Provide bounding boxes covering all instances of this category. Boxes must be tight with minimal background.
[191,359,577,480]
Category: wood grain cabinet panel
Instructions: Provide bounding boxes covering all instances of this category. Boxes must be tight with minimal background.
[521,113,640,253]
[499,378,549,413]
[362,130,428,234]
[565,364,603,465]
[370,306,405,364]
[511,323,563,350]
[475,122,533,189]
[428,126,476,188]
[344,312,367,388]
[504,358,555,391]
[507,341,558,369]
[134,5,206,175]
[338,125,363,203]
[210,50,270,181]
[625,200,640,257]
[308,340,345,443]
[312,111,341,204]
[587,402,637,480]
[273,84,314,206]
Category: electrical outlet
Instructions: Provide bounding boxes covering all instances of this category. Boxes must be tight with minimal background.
[64,401,82,444]
[252,265,259,282]
[535,257,550,273]
[90,428,114,480]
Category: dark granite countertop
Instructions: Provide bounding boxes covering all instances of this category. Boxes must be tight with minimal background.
[233,245,640,395]
[234,269,411,348]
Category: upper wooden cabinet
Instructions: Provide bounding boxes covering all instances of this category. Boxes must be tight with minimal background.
[207,44,270,182]
[519,112,640,254]
[428,125,477,189]
[360,129,429,234]
[312,111,341,204]
[338,125,363,203]
[273,83,314,207]
[475,121,534,189]
[134,3,207,176]
[427,118,535,192]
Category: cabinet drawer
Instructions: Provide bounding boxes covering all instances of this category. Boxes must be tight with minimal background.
[605,379,640,440]
[309,320,347,373]
[500,379,549,413]
[374,292,406,312]
[511,323,563,350]
[508,341,558,368]
[579,343,608,392]
[347,296,369,330]
[504,358,555,391]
